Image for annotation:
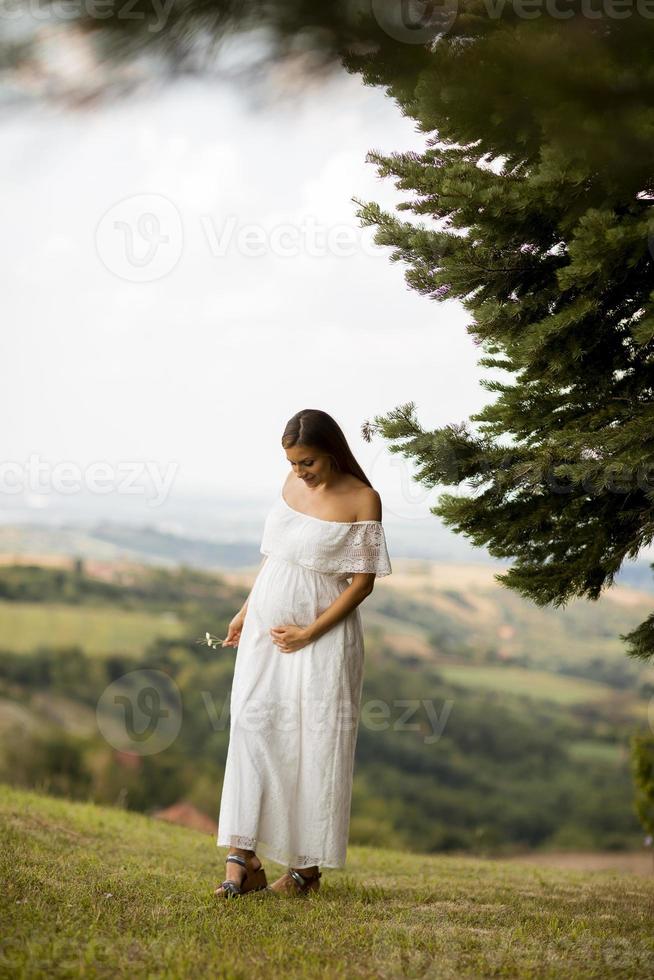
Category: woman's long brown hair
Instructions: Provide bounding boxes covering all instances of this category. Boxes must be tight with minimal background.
[282,409,372,488]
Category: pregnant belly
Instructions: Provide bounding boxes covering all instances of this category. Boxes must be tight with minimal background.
[250,557,341,630]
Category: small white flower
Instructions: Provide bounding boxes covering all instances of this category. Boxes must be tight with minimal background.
[196,631,225,650]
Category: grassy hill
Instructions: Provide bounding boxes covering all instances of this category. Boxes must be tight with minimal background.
[2,783,653,979]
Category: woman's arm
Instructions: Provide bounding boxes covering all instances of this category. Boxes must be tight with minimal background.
[303,489,382,643]
[304,574,374,643]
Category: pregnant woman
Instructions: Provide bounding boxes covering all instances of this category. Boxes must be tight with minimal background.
[215,408,392,899]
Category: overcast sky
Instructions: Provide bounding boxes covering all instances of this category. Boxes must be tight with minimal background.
[2,64,499,530]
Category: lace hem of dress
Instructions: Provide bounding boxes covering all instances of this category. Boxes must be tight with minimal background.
[222,834,258,850]
[217,834,336,869]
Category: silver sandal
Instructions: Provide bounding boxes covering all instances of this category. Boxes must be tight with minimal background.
[215,853,268,898]
[265,867,322,896]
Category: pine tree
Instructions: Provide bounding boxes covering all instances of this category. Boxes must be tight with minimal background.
[351,13,654,663]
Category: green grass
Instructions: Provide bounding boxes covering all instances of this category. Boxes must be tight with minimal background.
[437,664,616,705]
[0,601,182,656]
[2,783,653,978]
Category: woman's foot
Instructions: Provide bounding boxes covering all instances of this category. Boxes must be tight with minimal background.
[267,865,321,896]
[214,850,266,898]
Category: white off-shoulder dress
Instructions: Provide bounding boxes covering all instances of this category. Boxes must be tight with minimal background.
[216,490,392,869]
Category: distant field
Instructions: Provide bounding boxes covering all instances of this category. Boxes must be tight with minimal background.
[568,740,626,764]
[0,601,183,656]
[504,850,654,876]
[438,664,616,705]
[381,561,654,672]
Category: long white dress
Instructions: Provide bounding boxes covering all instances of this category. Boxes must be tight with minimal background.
[216,490,392,869]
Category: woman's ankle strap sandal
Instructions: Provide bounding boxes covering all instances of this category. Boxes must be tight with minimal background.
[287,868,322,894]
[216,853,268,898]
[216,854,247,898]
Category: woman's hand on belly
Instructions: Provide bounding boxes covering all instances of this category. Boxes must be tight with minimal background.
[270,623,312,653]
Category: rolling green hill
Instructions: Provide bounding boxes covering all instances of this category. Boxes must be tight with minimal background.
[371,560,654,680]
[0,556,652,853]
[2,783,653,979]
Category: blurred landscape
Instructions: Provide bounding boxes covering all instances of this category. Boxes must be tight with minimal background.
[2,497,653,862]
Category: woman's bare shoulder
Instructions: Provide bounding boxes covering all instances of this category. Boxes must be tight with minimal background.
[352,483,382,522]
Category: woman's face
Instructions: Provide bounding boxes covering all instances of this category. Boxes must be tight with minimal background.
[285,444,333,488]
